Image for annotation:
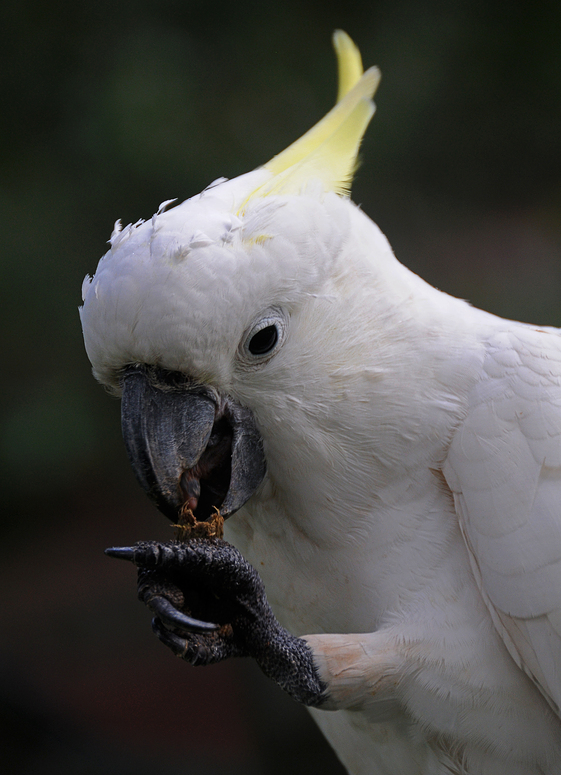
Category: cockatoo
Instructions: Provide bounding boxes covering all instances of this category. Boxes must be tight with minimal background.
[80,31,561,775]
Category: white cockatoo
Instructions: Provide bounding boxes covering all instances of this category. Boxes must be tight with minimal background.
[81,32,561,775]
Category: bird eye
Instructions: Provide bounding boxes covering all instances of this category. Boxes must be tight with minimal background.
[239,308,287,366]
[248,325,278,355]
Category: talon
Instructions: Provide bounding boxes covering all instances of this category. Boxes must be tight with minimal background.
[147,594,218,633]
[105,546,135,561]
[152,616,190,657]
[152,617,214,666]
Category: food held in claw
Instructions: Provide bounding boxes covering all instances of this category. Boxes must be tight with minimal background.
[173,504,225,541]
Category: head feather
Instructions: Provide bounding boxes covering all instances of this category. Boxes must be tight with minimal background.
[333,28,365,102]
[239,31,380,210]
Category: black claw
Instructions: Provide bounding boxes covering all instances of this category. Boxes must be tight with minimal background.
[147,595,218,633]
[152,617,189,656]
[105,546,136,561]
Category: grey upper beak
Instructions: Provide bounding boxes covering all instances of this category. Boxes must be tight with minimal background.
[120,367,266,521]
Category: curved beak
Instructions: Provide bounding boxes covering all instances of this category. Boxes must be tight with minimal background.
[120,367,266,521]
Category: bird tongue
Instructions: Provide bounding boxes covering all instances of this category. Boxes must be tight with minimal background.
[180,469,201,513]
[179,417,234,518]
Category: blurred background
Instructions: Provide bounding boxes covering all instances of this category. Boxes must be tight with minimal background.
[1,1,561,773]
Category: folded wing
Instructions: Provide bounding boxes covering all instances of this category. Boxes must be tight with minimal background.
[443,325,561,715]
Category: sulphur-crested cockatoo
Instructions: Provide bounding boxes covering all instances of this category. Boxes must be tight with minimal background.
[81,31,561,775]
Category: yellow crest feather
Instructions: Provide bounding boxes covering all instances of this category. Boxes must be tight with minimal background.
[333,29,365,101]
[239,31,380,210]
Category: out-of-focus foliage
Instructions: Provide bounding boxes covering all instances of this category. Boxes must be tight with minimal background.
[1,1,560,773]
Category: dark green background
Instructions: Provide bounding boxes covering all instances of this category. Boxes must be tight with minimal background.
[2,1,560,773]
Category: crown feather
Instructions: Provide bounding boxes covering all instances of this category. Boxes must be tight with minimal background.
[239,31,380,209]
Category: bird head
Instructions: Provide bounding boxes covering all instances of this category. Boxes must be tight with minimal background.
[80,32,388,524]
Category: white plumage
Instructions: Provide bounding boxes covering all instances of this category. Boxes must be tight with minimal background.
[81,32,561,774]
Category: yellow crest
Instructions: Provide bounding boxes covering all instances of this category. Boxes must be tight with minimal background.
[240,31,380,210]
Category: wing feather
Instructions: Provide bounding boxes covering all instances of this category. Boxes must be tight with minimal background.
[443,325,561,715]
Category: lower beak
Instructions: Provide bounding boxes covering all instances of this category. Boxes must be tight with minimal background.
[120,367,266,521]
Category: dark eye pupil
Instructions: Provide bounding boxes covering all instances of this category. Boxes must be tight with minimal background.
[248,325,278,355]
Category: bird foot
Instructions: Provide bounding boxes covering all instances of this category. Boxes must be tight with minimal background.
[106,538,328,706]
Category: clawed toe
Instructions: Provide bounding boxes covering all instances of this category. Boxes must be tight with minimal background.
[151,617,225,666]
[152,616,190,655]
[105,546,135,561]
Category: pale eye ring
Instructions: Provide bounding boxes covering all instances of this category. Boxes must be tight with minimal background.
[239,308,287,365]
